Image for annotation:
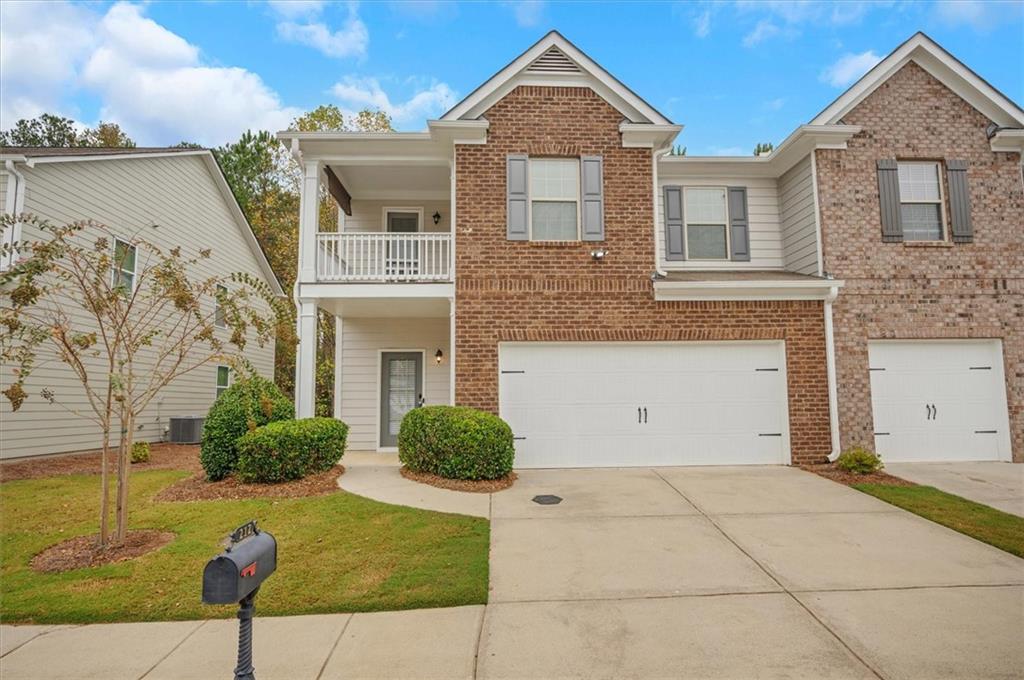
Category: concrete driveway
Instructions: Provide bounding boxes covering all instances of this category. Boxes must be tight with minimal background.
[482,465,1024,679]
[885,461,1023,516]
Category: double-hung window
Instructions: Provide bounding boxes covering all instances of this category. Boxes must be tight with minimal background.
[112,238,137,292]
[684,188,729,260]
[530,158,579,241]
[216,365,230,398]
[897,162,944,241]
[214,284,227,328]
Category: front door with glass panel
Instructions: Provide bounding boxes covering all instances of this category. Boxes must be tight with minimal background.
[386,211,419,277]
[380,352,423,448]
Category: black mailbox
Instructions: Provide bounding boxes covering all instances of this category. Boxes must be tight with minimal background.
[202,521,276,605]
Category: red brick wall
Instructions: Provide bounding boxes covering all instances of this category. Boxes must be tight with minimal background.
[454,86,833,464]
[815,61,1024,461]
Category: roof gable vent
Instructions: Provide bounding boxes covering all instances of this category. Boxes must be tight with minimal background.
[526,46,581,74]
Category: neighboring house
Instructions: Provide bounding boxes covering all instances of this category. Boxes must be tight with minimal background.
[280,31,1022,467]
[0,147,283,459]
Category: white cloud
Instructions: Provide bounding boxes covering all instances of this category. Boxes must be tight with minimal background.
[503,1,545,27]
[693,9,712,38]
[934,0,1017,32]
[330,76,457,129]
[269,1,368,59]
[743,20,780,47]
[267,0,325,19]
[820,50,882,88]
[735,1,875,26]
[764,97,785,111]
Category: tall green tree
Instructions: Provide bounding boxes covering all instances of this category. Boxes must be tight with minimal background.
[0,114,79,147]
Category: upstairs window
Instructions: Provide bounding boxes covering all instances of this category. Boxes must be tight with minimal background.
[215,284,227,328]
[897,162,944,241]
[112,239,137,293]
[530,158,579,241]
[684,188,729,260]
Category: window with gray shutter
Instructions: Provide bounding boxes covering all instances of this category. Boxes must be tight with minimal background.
[663,185,685,260]
[581,156,604,241]
[507,154,529,240]
[877,159,903,242]
[728,186,750,261]
[946,159,973,243]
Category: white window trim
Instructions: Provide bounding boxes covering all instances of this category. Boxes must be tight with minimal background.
[215,365,230,398]
[215,284,228,329]
[528,157,581,242]
[111,238,137,293]
[381,207,424,232]
[683,186,731,261]
[896,161,947,242]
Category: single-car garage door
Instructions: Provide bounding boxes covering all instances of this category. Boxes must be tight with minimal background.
[868,340,1012,462]
[498,342,791,468]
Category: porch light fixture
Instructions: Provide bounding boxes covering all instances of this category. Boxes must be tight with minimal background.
[435,349,444,365]
[590,249,607,262]
[432,211,442,225]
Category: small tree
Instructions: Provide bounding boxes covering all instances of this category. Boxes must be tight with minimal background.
[1,214,292,546]
[754,142,774,156]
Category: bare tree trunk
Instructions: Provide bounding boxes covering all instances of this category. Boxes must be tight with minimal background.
[98,426,111,548]
[114,412,132,545]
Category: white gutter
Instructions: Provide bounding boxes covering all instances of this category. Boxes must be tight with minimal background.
[652,146,671,278]
[824,284,842,461]
[2,159,26,270]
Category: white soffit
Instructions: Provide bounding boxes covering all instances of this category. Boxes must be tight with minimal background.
[441,30,673,125]
[811,32,1024,128]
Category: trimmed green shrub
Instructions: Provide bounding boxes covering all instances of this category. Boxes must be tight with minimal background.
[200,375,293,480]
[236,417,348,483]
[836,445,884,474]
[398,406,514,481]
[130,441,151,464]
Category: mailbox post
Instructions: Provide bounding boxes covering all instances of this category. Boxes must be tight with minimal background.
[203,520,276,680]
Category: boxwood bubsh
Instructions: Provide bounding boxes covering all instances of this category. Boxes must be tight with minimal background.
[398,406,514,480]
[236,417,349,483]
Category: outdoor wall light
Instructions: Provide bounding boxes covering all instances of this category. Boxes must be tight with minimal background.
[433,211,442,225]
[590,249,607,261]
[435,349,444,364]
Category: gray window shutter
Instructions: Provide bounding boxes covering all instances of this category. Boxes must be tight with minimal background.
[507,154,528,241]
[728,186,751,262]
[946,159,973,243]
[877,159,903,242]
[663,185,685,261]
[581,156,604,241]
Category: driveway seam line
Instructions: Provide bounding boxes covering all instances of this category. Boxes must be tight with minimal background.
[650,468,887,680]
[472,605,487,679]
[137,620,207,680]
[316,613,353,680]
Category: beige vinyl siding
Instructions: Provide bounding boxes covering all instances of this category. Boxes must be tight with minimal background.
[338,317,450,450]
[657,176,784,269]
[342,199,450,233]
[779,154,821,275]
[0,154,276,459]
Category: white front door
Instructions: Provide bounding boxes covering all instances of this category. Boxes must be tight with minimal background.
[498,342,791,468]
[868,340,1012,462]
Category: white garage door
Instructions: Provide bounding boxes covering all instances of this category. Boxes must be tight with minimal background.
[868,340,1012,462]
[498,342,791,468]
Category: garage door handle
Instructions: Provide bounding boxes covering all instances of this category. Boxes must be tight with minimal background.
[643,407,647,424]
[638,407,642,424]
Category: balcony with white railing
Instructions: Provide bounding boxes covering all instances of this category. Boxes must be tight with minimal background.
[316,232,452,283]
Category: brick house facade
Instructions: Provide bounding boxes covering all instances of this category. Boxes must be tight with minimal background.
[816,62,1024,462]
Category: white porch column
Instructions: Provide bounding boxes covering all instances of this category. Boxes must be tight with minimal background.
[333,315,344,419]
[298,160,321,284]
[449,297,456,406]
[295,299,318,418]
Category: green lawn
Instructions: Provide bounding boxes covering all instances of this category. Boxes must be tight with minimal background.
[853,483,1024,558]
[0,470,489,624]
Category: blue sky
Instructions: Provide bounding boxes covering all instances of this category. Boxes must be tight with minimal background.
[1,1,1022,154]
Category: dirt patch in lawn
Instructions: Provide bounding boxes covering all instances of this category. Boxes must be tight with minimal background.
[2,443,202,482]
[400,466,516,493]
[31,530,175,573]
[803,464,917,487]
[155,466,344,502]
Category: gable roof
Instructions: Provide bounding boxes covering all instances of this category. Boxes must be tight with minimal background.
[0,147,284,296]
[441,30,673,125]
[810,32,1024,128]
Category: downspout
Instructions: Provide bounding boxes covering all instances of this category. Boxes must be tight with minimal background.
[652,146,671,277]
[3,160,26,270]
[824,284,842,461]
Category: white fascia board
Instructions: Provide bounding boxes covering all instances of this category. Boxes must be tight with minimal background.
[299,282,455,299]
[990,129,1024,154]
[810,33,1024,128]
[427,119,489,145]
[441,31,672,125]
[276,131,434,142]
[654,278,844,302]
[620,123,684,149]
[21,150,208,167]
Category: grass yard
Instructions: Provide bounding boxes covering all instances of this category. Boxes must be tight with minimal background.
[0,469,489,624]
[853,483,1024,558]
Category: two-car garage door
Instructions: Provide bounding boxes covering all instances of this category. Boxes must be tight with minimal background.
[499,342,791,468]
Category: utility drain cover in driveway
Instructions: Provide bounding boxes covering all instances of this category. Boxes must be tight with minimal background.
[532,495,563,505]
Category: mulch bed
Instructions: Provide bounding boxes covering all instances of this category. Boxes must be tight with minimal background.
[1,443,203,482]
[31,530,175,573]
[155,466,344,502]
[803,464,917,487]
[400,466,516,493]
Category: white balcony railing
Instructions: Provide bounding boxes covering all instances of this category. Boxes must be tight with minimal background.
[316,232,452,282]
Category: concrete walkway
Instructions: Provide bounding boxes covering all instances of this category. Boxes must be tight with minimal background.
[885,461,1023,516]
[3,464,1023,679]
